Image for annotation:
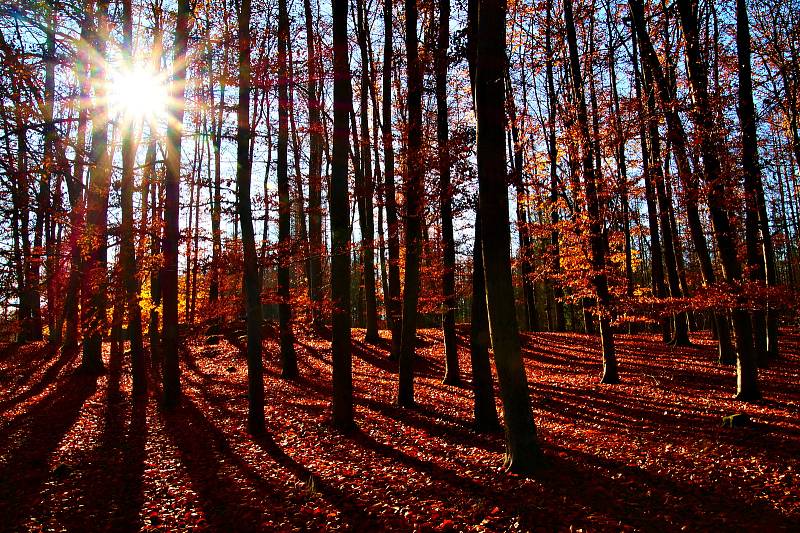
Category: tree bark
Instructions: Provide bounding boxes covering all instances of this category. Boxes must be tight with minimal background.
[237,0,266,434]
[397,0,424,408]
[277,0,298,378]
[162,0,191,408]
[436,0,460,385]
[476,0,542,474]
[674,0,759,400]
[565,0,618,383]
[383,0,402,358]
[121,0,146,396]
[81,0,112,374]
[331,0,354,429]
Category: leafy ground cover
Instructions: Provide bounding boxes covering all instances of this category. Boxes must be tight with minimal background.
[1,325,798,531]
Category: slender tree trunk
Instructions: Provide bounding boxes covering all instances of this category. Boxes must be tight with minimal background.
[627,0,735,363]
[121,0,146,395]
[397,0,424,407]
[642,61,691,346]
[162,0,191,408]
[304,0,324,328]
[435,0,460,384]
[545,0,565,332]
[277,0,298,378]
[383,0,402,358]
[476,0,542,474]
[81,0,112,373]
[355,0,380,343]
[331,0,354,429]
[237,0,265,434]
[674,0,758,401]
[736,0,778,365]
[470,206,500,432]
[565,0,618,383]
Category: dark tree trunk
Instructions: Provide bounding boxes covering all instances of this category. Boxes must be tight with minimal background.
[237,0,266,435]
[544,0,565,332]
[397,0,424,408]
[383,0,402,359]
[564,0,618,383]
[304,0,324,328]
[331,0,354,429]
[436,0,460,385]
[736,0,779,365]
[642,61,691,346]
[81,0,112,374]
[470,207,500,432]
[674,0,758,401]
[162,0,191,408]
[627,0,735,364]
[121,0,146,396]
[476,0,542,474]
[277,0,298,378]
[355,0,380,343]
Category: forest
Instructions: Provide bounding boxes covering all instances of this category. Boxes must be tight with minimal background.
[1,0,799,529]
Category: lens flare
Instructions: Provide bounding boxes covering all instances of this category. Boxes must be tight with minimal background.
[108,64,169,123]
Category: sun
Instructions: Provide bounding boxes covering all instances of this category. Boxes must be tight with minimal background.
[108,64,169,123]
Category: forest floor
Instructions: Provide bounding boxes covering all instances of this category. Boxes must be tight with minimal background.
[1,324,799,532]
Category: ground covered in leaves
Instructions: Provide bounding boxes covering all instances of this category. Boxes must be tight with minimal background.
[1,324,799,532]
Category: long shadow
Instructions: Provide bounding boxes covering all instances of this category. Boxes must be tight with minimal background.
[351,338,397,374]
[67,343,149,533]
[163,397,380,531]
[0,344,76,416]
[0,370,98,531]
[345,428,489,499]
[252,431,388,530]
[533,446,799,531]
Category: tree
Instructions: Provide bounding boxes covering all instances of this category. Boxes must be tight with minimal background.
[436,0,461,385]
[564,0,618,383]
[397,0,424,408]
[81,0,112,374]
[382,0,402,358]
[674,0,759,401]
[121,0,146,396]
[355,0,380,344]
[331,0,354,429]
[736,0,779,365]
[277,0,298,378]
[475,0,542,474]
[163,0,192,408]
[304,0,324,329]
[237,0,265,435]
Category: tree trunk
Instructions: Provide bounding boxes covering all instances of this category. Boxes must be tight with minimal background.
[277,0,298,378]
[674,0,758,401]
[470,206,500,432]
[736,0,778,365]
[121,0,146,396]
[397,0,424,408]
[383,0,402,358]
[81,0,112,374]
[564,0,618,383]
[544,0,565,332]
[627,0,735,364]
[331,0,354,429]
[237,0,266,434]
[162,0,191,408]
[436,0,460,385]
[304,0,324,328]
[476,0,542,474]
[355,0,380,343]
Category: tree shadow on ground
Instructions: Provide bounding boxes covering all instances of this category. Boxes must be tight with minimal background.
[0,368,98,531]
